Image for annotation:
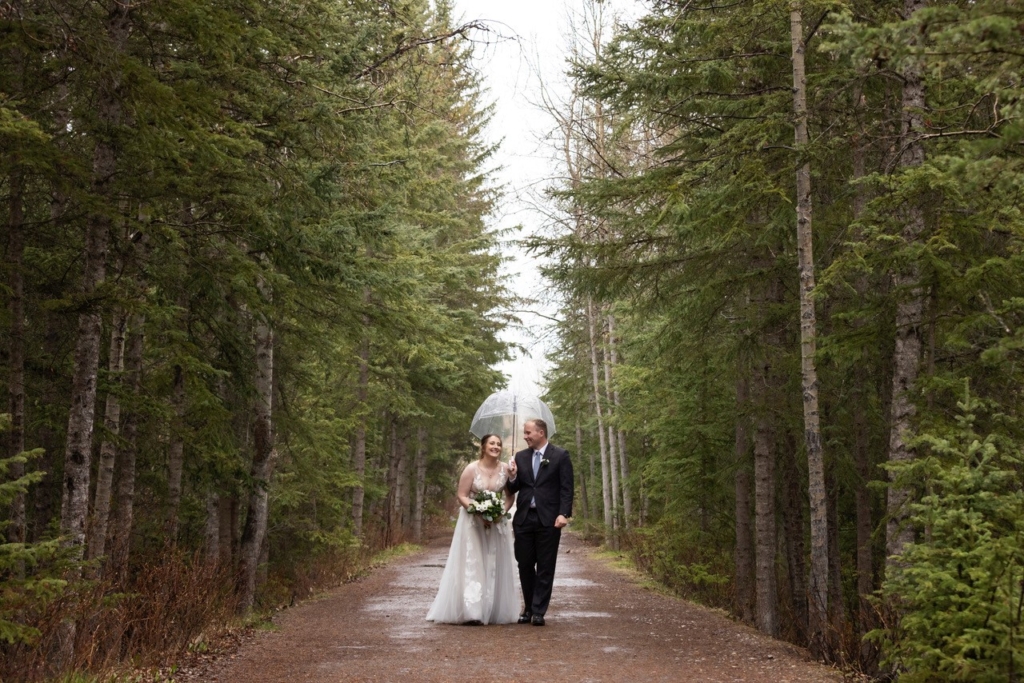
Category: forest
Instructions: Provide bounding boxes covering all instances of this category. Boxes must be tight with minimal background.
[0,0,512,678]
[540,0,1024,679]
[2,0,1023,681]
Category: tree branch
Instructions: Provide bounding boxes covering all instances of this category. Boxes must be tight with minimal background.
[356,22,490,80]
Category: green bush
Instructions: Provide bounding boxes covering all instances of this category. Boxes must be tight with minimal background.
[877,392,1024,682]
[0,415,64,647]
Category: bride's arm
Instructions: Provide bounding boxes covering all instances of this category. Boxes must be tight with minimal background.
[456,463,476,510]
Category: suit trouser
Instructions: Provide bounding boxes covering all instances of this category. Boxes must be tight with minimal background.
[513,508,561,616]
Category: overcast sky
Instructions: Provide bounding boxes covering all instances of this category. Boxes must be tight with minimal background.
[451,0,641,399]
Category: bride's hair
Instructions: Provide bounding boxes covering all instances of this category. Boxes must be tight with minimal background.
[478,434,502,460]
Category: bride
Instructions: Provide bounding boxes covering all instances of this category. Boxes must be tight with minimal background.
[426,434,519,625]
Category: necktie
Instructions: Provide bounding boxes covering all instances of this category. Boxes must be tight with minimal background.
[530,450,541,509]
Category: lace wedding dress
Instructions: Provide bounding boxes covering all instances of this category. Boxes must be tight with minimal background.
[426,464,520,624]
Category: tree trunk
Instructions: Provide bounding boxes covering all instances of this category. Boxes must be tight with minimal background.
[219,495,235,568]
[587,424,598,520]
[827,464,845,628]
[32,315,62,542]
[734,377,755,624]
[109,314,145,574]
[853,392,877,669]
[352,330,369,537]
[60,177,112,561]
[854,394,873,605]
[384,420,403,546]
[387,423,407,543]
[607,314,632,528]
[782,437,808,642]
[412,427,427,543]
[396,430,409,533]
[257,528,270,589]
[751,275,781,638]
[7,169,27,558]
[166,363,186,540]
[640,439,651,526]
[602,318,621,533]
[205,493,220,566]
[886,0,928,568]
[60,3,130,563]
[365,413,386,539]
[587,297,614,547]
[168,208,193,541]
[237,282,276,614]
[697,368,713,535]
[87,312,127,562]
[33,85,69,544]
[3,55,27,553]
[753,410,779,637]
[850,83,878,667]
[790,4,829,653]
[575,422,589,520]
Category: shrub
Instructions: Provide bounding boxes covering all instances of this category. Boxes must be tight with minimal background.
[0,426,65,649]
[876,391,1024,682]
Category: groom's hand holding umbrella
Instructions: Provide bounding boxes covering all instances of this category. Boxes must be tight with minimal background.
[507,457,517,480]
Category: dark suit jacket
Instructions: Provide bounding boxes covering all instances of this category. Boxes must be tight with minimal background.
[507,444,574,528]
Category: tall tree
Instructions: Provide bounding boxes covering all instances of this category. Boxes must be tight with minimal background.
[87,313,127,562]
[588,298,614,546]
[237,276,275,614]
[733,376,755,624]
[109,313,144,574]
[607,314,631,527]
[885,0,928,566]
[789,1,828,651]
[412,427,427,543]
[6,167,27,556]
[60,2,130,562]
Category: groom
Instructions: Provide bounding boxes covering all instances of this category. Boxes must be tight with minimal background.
[507,418,573,626]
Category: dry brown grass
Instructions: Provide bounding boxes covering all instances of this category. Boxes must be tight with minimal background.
[1,549,234,682]
[0,516,445,682]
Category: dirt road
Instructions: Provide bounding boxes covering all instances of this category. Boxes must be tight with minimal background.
[208,533,840,682]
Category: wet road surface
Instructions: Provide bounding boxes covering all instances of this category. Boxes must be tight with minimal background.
[210,532,840,682]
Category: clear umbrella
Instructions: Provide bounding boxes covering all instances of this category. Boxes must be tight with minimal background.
[469,390,557,455]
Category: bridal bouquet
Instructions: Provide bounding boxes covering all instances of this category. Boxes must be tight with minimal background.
[467,490,510,524]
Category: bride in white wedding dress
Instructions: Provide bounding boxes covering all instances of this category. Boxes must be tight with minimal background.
[426,434,520,625]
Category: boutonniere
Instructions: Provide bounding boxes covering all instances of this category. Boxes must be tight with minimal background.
[540,458,550,468]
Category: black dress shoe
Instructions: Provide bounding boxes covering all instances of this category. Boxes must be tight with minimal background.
[531,614,545,626]
[517,612,532,624]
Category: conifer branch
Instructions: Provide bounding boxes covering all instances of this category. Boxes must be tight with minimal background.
[356,22,491,80]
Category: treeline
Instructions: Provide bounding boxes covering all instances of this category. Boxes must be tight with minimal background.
[0,0,509,678]
[539,0,1024,679]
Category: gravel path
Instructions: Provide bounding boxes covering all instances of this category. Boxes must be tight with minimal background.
[208,532,840,682]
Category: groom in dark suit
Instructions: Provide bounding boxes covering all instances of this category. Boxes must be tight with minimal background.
[507,418,573,626]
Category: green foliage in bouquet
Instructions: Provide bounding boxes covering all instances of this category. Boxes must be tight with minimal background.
[467,490,509,524]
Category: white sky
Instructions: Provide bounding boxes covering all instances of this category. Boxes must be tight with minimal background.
[452,0,642,399]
